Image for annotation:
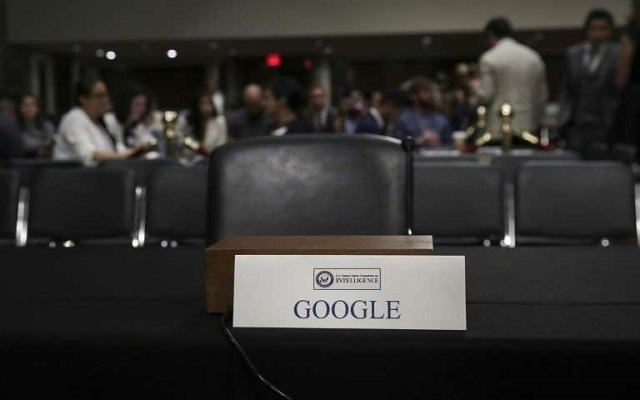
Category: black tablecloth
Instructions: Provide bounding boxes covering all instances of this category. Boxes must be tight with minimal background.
[1,246,639,399]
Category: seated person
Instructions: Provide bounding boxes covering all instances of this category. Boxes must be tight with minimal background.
[379,89,411,136]
[228,84,271,140]
[106,83,160,151]
[393,77,451,147]
[176,90,228,153]
[302,84,338,133]
[53,77,139,166]
[16,94,55,158]
[263,77,313,135]
[355,91,385,135]
[0,109,23,159]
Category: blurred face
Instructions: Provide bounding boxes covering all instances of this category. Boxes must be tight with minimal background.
[80,81,111,119]
[370,91,383,110]
[129,94,147,122]
[309,87,327,111]
[243,85,264,116]
[263,88,283,117]
[486,32,498,48]
[586,18,613,45]
[20,96,39,121]
[414,88,434,109]
[0,98,17,117]
[379,100,397,121]
[198,95,214,118]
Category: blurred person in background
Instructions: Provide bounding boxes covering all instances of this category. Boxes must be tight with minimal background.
[560,9,620,160]
[106,83,161,153]
[207,78,225,116]
[336,91,365,134]
[0,108,23,159]
[446,63,476,132]
[369,90,383,112]
[355,90,385,135]
[228,83,270,140]
[0,91,18,120]
[393,77,451,147]
[177,90,228,152]
[474,18,548,135]
[379,89,410,136]
[16,94,55,158]
[612,0,640,163]
[263,77,312,135]
[302,84,338,133]
[54,77,137,166]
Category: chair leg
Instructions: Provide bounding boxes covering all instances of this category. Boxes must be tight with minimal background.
[502,183,516,248]
[635,183,640,247]
[15,188,29,247]
[132,186,147,248]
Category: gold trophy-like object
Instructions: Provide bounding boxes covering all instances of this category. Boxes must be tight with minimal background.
[466,103,541,152]
[498,104,541,152]
[500,104,514,152]
[466,105,493,148]
[162,111,179,159]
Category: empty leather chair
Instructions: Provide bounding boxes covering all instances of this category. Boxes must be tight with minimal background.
[492,150,579,183]
[0,170,20,244]
[100,158,176,187]
[28,168,136,245]
[412,162,504,245]
[207,134,407,244]
[7,159,82,187]
[516,161,637,245]
[146,165,207,246]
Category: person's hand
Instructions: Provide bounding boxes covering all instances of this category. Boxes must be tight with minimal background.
[120,147,137,159]
[416,130,441,147]
[125,139,158,159]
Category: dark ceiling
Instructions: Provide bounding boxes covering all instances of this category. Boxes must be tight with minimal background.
[18,29,583,66]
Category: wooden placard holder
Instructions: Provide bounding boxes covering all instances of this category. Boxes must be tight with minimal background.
[206,236,433,313]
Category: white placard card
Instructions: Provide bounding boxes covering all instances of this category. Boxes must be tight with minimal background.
[233,255,466,330]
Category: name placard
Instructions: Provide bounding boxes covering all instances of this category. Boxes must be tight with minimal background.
[233,255,466,330]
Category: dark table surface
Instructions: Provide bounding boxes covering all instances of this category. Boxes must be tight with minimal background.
[1,245,639,399]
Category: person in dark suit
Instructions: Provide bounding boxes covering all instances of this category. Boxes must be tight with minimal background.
[560,9,620,159]
[355,91,385,135]
[302,84,338,133]
[612,0,640,163]
[264,78,313,136]
[0,111,24,159]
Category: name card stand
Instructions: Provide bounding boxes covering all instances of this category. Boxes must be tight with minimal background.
[206,236,433,313]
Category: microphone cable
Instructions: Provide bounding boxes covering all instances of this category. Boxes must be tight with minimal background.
[220,307,294,400]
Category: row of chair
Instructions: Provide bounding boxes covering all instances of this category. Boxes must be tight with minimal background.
[1,135,638,246]
[413,161,638,246]
[0,165,206,247]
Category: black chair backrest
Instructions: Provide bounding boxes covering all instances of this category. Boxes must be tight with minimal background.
[7,159,82,187]
[207,134,407,244]
[413,162,504,244]
[414,149,478,163]
[0,169,20,240]
[99,159,176,187]
[492,150,579,183]
[146,165,207,243]
[516,161,637,244]
[29,168,135,243]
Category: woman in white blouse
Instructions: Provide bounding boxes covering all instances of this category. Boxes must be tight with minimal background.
[177,90,228,153]
[54,77,135,166]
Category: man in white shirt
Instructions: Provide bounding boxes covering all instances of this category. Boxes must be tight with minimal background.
[475,18,548,135]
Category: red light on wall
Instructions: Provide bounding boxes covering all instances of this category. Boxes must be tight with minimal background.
[266,53,282,68]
